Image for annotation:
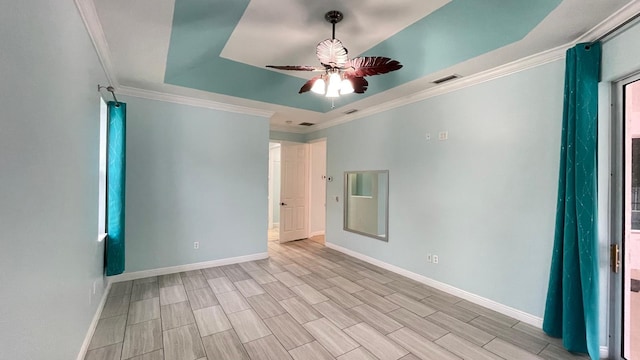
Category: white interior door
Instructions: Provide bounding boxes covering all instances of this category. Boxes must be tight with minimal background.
[279,142,309,243]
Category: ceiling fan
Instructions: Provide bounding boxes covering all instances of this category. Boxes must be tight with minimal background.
[266,10,403,98]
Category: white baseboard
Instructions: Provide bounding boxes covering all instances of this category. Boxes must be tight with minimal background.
[76,281,112,360]
[600,346,609,359]
[107,252,269,283]
[309,231,325,238]
[326,242,543,327]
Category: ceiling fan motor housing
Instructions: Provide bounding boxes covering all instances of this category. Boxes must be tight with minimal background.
[325,10,343,24]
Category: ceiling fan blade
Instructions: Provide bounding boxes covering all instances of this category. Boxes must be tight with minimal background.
[266,65,326,71]
[299,75,322,94]
[344,76,369,93]
[316,39,348,68]
[344,57,403,77]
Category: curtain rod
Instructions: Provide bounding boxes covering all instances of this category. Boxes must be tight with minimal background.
[591,11,640,44]
[98,85,120,107]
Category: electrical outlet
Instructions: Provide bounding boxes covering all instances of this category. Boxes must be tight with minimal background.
[427,254,432,263]
[425,132,431,141]
[438,131,448,140]
[433,255,439,264]
[193,241,199,249]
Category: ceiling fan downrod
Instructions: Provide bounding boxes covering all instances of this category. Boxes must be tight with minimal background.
[324,10,343,40]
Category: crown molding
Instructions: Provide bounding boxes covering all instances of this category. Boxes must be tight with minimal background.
[311,45,566,132]
[306,2,640,134]
[118,86,275,118]
[575,0,640,43]
[76,0,640,132]
[74,0,118,86]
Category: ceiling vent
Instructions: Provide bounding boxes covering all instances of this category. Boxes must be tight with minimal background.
[299,122,315,126]
[344,109,358,115]
[432,74,460,84]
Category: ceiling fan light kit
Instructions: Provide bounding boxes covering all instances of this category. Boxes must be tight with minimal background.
[266,10,402,100]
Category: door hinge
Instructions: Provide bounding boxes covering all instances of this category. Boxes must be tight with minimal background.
[611,244,620,273]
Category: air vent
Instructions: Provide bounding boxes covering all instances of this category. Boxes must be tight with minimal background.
[344,109,358,115]
[432,74,460,84]
[298,122,315,126]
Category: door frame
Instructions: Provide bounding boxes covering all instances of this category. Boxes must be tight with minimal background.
[308,137,327,239]
[609,71,640,360]
[268,142,282,230]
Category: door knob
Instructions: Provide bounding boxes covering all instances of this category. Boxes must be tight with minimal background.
[280,202,287,206]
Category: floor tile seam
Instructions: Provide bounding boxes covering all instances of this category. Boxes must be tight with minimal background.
[481,336,541,359]
[159,300,196,332]
[83,341,124,357]
[313,320,366,356]
[184,301,207,357]
[430,329,451,342]
[158,276,184,288]
[421,307,480,324]
[107,290,133,299]
[285,338,337,358]
[120,346,161,360]
[472,338,510,360]
[212,326,249,358]
[471,316,549,346]
[239,332,276,356]
[180,272,204,278]
[99,309,130,321]
[106,288,134,304]
[509,319,556,348]
[427,311,498,346]
[347,323,410,356]
[276,329,316,351]
[491,333,548,355]
[388,326,459,357]
[208,285,237,295]
[537,342,558,355]
[121,318,164,360]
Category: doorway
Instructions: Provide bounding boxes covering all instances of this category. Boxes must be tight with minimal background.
[309,139,327,244]
[267,139,327,245]
[624,78,640,360]
[268,143,281,242]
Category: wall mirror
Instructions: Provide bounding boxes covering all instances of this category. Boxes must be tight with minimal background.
[344,170,389,241]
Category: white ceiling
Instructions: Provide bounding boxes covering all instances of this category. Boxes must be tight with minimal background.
[220,0,451,78]
[89,0,638,132]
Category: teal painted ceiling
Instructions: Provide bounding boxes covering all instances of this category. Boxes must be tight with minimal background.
[164,0,560,113]
[92,0,633,128]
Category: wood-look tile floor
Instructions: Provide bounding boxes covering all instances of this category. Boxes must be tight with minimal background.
[86,239,592,360]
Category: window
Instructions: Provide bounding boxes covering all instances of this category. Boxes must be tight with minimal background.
[98,97,108,239]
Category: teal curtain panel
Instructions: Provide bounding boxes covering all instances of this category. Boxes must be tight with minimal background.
[106,101,126,276]
[543,42,601,359]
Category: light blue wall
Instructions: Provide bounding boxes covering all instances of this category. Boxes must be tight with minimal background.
[602,20,640,82]
[308,60,565,318]
[123,96,269,272]
[0,1,109,359]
